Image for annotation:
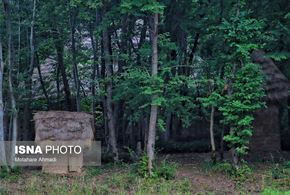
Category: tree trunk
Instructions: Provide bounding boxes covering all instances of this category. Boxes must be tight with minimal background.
[0,34,7,168]
[56,60,61,109]
[55,40,71,110]
[17,0,20,75]
[36,53,50,109]
[89,26,98,129]
[89,9,101,135]
[166,113,172,141]
[209,105,216,162]
[219,127,224,160]
[162,113,171,142]
[100,40,109,146]
[23,0,36,140]
[103,27,119,162]
[147,13,159,176]
[188,33,199,65]
[228,64,239,166]
[136,18,147,66]
[3,0,18,168]
[70,7,81,111]
[231,148,239,168]
[143,114,149,151]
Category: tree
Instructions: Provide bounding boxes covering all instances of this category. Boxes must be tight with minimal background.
[0,0,288,170]
[69,3,81,111]
[147,12,159,175]
[0,31,7,169]
[3,0,18,167]
[102,9,119,162]
[218,9,266,166]
[23,0,36,140]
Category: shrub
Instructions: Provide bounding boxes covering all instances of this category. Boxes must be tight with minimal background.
[0,167,22,181]
[135,154,154,178]
[270,162,290,180]
[156,160,177,180]
[202,161,252,182]
[203,161,231,173]
[85,167,102,179]
[233,163,253,182]
[0,187,8,195]
[134,154,177,179]
[264,161,290,192]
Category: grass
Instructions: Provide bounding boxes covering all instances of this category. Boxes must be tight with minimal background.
[262,188,290,195]
[201,160,290,194]
[201,160,253,181]
[0,159,289,194]
[262,161,290,194]
[0,167,22,182]
[14,167,191,194]
[0,187,8,195]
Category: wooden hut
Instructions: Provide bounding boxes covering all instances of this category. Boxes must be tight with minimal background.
[34,111,94,174]
[250,50,290,152]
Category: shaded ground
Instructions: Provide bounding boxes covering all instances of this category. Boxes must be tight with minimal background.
[0,153,289,195]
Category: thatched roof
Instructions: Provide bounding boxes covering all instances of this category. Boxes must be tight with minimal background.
[251,50,290,103]
[34,111,94,141]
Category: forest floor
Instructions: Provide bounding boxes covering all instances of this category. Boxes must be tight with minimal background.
[0,153,289,195]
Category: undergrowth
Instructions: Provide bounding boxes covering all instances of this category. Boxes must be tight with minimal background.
[1,160,289,194]
[262,188,290,195]
[202,160,253,182]
[21,166,191,194]
[0,167,22,182]
[262,161,290,193]
[134,154,177,179]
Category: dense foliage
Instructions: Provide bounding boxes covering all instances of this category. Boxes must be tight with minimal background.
[0,0,289,172]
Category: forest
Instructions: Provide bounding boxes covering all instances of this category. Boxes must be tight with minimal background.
[0,0,290,194]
